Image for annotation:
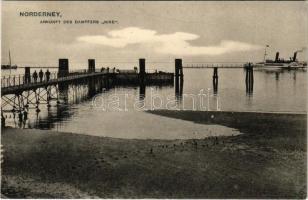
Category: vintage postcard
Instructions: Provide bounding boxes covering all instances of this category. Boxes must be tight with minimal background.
[1,1,307,199]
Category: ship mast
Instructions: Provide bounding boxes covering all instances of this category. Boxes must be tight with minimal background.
[9,50,11,66]
[263,45,269,63]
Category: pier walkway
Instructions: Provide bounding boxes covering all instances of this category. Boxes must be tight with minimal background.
[1,70,109,95]
[0,58,175,116]
[183,63,245,68]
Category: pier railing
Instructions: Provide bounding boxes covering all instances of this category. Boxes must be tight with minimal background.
[1,72,57,88]
[183,63,245,68]
[1,69,109,89]
[1,66,180,89]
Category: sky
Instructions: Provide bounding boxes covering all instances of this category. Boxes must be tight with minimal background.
[1,1,308,70]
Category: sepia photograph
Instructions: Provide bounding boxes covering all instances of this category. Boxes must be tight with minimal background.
[1,1,307,198]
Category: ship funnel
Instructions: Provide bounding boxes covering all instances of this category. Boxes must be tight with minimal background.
[275,52,279,62]
[293,52,297,61]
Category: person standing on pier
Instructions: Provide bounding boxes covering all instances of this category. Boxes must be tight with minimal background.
[39,70,44,82]
[45,70,51,82]
[33,70,38,83]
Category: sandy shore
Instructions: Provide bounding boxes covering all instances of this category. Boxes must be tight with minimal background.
[1,111,306,198]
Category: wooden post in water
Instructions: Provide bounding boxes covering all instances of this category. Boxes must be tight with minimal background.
[139,83,146,100]
[139,58,146,84]
[175,59,180,95]
[245,63,249,94]
[245,63,254,95]
[250,64,254,87]
[25,67,31,84]
[213,67,218,94]
[175,59,183,99]
[179,60,183,81]
[58,59,69,100]
[250,64,254,93]
[88,59,96,95]
[175,59,180,83]
[58,59,69,78]
[88,59,95,73]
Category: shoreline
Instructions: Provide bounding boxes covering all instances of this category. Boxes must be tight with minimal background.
[1,111,307,198]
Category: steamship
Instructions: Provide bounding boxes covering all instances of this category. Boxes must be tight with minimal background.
[255,51,307,69]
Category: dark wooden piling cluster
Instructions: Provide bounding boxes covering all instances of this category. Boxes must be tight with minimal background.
[88,59,95,73]
[24,67,31,84]
[245,63,254,95]
[58,59,69,77]
[139,58,146,84]
[88,59,97,96]
[175,59,184,100]
[213,67,218,95]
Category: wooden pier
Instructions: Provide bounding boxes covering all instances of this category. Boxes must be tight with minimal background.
[1,59,173,95]
[183,63,245,69]
[1,58,174,116]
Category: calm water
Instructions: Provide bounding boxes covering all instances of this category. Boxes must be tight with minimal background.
[2,68,307,139]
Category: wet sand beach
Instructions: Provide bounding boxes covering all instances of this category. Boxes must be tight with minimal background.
[1,111,306,198]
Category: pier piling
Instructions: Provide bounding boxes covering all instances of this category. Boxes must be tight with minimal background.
[88,59,97,96]
[58,59,69,77]
[88,59,95,73]
[175,59,184,100]
[175,59,183,78]
[213,67,218,94]
[245,63,254,95]
[25,67,30,84]
[139,58,146,84]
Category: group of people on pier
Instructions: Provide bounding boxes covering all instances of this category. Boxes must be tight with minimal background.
[32,69,51,83]
[100,67,139,74]
[100,67,116,73]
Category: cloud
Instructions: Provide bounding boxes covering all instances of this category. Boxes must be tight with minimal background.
[77,27,262,56]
